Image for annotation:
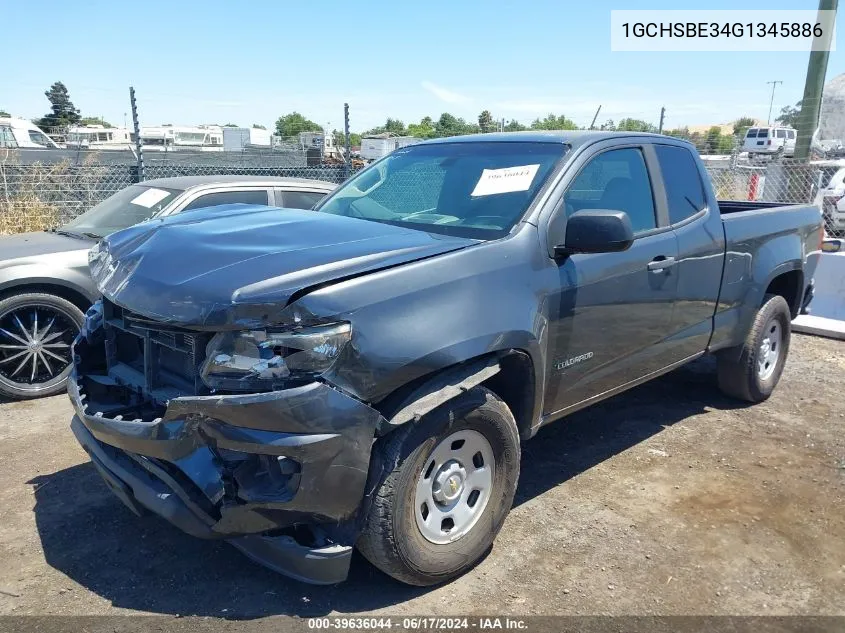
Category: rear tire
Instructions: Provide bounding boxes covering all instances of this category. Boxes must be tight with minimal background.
[358,386,520,586]
[717,293,791,403]
[0,292,84,400]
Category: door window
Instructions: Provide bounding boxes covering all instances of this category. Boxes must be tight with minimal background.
[181,189,269,212]
[563,147,657,234]
[655,145,707,224]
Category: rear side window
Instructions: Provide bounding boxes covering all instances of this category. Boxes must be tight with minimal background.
[746,129,758,138]
[787,130,796,139]
[182,189,269,212]
[776,129,786,138]
[655,145,707,225]
[564,147,656,234]
[283,190,325,210]
[757,129,769,138]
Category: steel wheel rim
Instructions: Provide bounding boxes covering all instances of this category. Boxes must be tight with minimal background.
[414,429,495,545]
[0,303,78,391]
[757,319,782,381]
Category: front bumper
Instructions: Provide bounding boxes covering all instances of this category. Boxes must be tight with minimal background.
[68,334,385,584]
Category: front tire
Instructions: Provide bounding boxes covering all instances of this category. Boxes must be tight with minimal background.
[0,292,84,400]
[717,293,791,402]
[358,386,520,586]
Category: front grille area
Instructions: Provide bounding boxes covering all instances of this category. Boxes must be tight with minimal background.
[103,299,208,402]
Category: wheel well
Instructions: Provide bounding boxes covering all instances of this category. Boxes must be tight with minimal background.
[374,350,537,441]
[0,283,93,314]
[481,350,536,440]
[765,270,802,318]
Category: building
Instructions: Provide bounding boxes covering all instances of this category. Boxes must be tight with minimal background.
[360,133,419,160]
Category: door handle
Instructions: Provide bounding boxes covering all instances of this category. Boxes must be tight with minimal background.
[647,256,676,272]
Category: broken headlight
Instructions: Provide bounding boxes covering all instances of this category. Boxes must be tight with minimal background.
[199,323,351,391]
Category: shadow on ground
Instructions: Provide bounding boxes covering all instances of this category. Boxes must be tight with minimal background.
[29,356,748,618]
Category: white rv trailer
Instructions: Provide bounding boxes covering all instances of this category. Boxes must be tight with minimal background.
[66,125,133,150]
[139,125,223,151]
[360,133,418,160]
[0,117,60,149]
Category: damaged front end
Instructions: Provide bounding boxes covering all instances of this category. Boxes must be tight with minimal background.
[69,299,384,584]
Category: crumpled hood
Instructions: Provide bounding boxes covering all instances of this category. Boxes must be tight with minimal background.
[92,204,475,328]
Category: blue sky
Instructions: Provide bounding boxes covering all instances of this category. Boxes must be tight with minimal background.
[2,0,842,132]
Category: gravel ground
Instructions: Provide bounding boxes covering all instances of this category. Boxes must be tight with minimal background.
[0,333,843,618]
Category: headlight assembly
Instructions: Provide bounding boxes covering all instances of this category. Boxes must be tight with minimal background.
[199,322,351,391]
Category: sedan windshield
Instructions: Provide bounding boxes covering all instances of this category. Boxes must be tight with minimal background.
[317,141,568,239]
[60,184,182,237]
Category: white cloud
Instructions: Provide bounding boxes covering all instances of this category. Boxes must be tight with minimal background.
[421,81,471,105]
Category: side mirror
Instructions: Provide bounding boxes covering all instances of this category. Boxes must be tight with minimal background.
[555,209,634,257]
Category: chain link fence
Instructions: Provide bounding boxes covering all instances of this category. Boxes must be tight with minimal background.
[0,147,351,234]
[2,136,842,237]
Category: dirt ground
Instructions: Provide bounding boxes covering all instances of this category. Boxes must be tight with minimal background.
[0,333,843,618]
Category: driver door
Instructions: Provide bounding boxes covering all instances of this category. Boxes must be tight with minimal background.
[543,144,680,416]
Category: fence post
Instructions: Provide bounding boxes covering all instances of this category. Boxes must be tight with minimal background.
[343,102,351,181]
[129,86,145,183]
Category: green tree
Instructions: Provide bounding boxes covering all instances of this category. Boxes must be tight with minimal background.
[530,113,578,130]
[663,127,690,139]
[0,110,10,117]
[732,116,756,138]
[504,119,528,132]
[222,123,239,127]
[332,130,362,147]
[275,112,321,138]
[385,118,406,135]
[36,81,81,130]
[616,118,657,133]
[252,124,266,130]
[364,118,407,136]
[776,101,802,128]
[434,112,478,137]
[478,110,495,133]
[78,117,112,128]
[702,126,736,154]
[407,116,437,139]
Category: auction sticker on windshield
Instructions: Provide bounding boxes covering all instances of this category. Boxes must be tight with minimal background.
[471,164,540,197]
[130,188,173,208]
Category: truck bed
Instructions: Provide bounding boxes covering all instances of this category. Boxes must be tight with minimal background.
[709,200,822,353]
[717,200,797,214]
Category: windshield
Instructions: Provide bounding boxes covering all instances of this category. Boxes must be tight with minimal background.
[317,141,568,239]
[61,184,182,237]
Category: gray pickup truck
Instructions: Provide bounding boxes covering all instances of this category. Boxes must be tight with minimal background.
[68,131,821,586]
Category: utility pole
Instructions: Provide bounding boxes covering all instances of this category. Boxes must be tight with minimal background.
[589,105,602,130]
[766,80,783,125]
[128,87,145,182]
[794,0,838,160]
[658,107,666,134]
[343,103,351,180]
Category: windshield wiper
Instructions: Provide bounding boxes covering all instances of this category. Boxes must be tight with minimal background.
[47,228,101,240]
